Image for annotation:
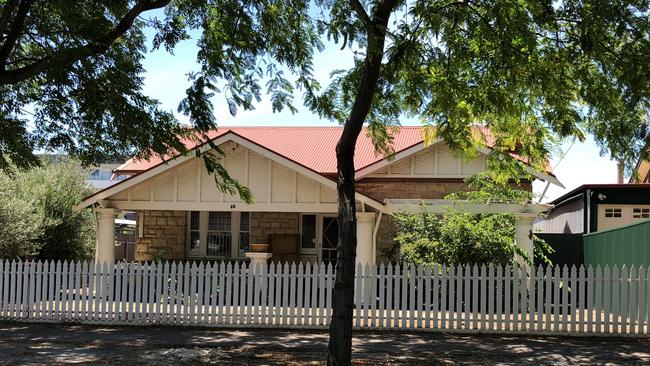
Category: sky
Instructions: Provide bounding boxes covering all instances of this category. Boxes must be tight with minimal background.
[138,20,620,204]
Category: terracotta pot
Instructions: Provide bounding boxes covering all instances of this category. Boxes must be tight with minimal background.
[250,243,270,253]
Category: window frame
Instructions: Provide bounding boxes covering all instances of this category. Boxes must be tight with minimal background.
[206,212,232,257]
[186,211,248,258]
[632,207,650,219]
[238,212,251,256]
[188,211,202,256]
[300,214,317,250]
[604,208,622,218]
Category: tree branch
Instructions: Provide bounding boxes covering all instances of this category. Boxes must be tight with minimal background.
[0,0,171,85]
[373,0,400,23]
[0,0,32,69]
[349,0,372,31]
[0,0,19,37]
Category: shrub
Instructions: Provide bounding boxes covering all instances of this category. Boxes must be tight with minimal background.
[0,160,95,260]
[392,175,553,267]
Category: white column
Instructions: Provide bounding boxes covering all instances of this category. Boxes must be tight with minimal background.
[356,212,376,266]
[95,208,117,264]
[515,216,535,267]
[244,252,273,269]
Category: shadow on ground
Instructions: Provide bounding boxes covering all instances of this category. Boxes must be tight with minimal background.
[0,322,649,365]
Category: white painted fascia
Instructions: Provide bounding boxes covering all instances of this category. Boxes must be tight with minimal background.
[475,146,564,188]
[384,198,552,218]
[356,142,563,188]
[355,141,433,180]
[80,134,232,208]
[225,134,386,213]
[81,131,387,213]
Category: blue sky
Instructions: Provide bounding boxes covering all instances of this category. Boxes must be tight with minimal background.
[139,22,619,204]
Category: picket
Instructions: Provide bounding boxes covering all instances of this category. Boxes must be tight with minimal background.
[604,266,612,334]
[568,266,576,333]
[613,265,620,334]
[622,266,629,334]
[630,266,638,335]
[588,265,595,334]
[487,265,494,331]
[0,260,647,336]
[400,264,408,329]
[543,266,551,334]
[410,265,416,329]
[464,265,471,331]
[378,263,386,328]
[326,263,334,325]
[637,266,650,334]
[440,265,447,329]
[455,265,462,330]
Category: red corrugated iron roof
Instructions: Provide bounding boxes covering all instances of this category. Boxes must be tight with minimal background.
[114,126,554,176]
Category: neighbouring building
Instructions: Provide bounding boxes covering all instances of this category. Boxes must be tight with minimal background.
[87,163,128,191]
[535,184,650,234]
[80,126,560,265]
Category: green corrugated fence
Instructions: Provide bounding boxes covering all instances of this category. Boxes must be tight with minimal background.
[584,219,650,267]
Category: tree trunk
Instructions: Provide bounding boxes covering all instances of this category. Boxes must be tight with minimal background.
[327,3,395,364]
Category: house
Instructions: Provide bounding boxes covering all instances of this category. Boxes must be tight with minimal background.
[632,158,650,183]
[80,126,559,265]
[87,162,128,190]
[535,184,650,234]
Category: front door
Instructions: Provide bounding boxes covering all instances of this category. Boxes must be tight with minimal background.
[300,214,338,265]
[321,216,338,267]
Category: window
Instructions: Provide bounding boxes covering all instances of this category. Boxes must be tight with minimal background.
[301,215,316,249]
[88,170,112,180]
[239,212,250,256]
[605,208,622,218]
[188,211,201,255]
[207,212,231,257]
[187,211,249,258]
[633,208,650,218]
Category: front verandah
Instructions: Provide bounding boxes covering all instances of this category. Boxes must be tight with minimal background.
[95,200,546,268]
[94,209,379,266]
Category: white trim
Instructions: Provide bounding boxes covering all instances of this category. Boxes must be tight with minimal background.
[372,211,382,264]
[82,132,386,213]
[299,213,318,257]
[225,134,385,212]
[114,219,136,226]
[186,210,248,259]
[475,146,564,188]
[100,200,340,212]
[357,141,563,188]
[384,199,552,218]
[80,134,233,208]
[299,213,338,263]
[355,141,430,179]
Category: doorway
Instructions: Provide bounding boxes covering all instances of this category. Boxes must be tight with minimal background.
[321,216,338,266]
[300,214,338,265]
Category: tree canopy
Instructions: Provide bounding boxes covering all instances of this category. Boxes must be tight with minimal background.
[1,1,649,364]
[1,1,647,177]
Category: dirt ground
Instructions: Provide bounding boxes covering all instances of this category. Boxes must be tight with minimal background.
[0,322,649,365]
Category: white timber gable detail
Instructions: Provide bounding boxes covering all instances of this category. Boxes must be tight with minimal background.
[363,142,487,178]
[98,140,345,212]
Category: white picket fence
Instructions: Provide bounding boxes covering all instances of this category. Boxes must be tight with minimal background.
[0,260,648,335]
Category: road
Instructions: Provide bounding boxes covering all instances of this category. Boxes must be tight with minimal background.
[0,322,649,365]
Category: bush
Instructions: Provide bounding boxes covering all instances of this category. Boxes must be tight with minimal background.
[392,176,552,267]
[0,160,95,260]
